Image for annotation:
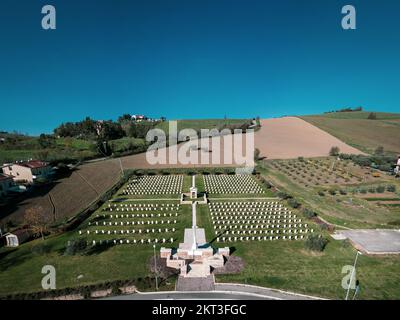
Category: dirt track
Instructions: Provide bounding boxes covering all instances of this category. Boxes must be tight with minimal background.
[1,117,364,224]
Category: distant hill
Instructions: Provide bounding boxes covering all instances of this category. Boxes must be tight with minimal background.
[300,111,400,154]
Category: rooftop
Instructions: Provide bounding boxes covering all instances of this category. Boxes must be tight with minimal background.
[18,160,49,169]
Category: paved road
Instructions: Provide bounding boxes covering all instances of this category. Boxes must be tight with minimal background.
[105,291,271,300]
[104,284,325,300]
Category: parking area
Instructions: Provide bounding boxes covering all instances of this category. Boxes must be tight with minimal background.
[337,229,400,254]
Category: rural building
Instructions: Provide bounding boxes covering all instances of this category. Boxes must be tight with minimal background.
[0,173,14,197]
[131,114,147,122]
[4,229,32,247]
[3,160,52,183]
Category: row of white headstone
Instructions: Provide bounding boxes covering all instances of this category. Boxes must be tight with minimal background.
[209,201,282,207]
[211,217,301,224]
[89,219,177,227]
[211,213,296,219]
[90,238,175,246]
[79,227,176,235]
[108,203,179,208]
[107,207,178,212]
[216,228,313,235]
[94,213,178,220]
[217,235,306,242]
[213,221,306,228]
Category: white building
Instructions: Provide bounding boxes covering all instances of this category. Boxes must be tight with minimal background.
[3,160,52,183]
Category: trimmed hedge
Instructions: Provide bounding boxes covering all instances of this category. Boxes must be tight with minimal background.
[0,277,165,300]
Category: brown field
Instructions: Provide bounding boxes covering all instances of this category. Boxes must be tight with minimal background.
[254,117,364,159]
[0,160,121,224]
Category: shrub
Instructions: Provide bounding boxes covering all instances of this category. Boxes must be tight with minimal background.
[303,208,317,219]
[277,192,292,200]
[368,187,376,193]
[328,189,336,196]
[329,146,340,156]
[359,189,367,194]
[305,234,329,252]
[387,185,396,192]
[318,191,325,196]
[64,239,87,256]
[111,283,121,295]
[287,198,301,209]
[339,189,347,195]
[376,185,386,193]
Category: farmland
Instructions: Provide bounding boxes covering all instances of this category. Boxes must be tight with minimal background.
[254,117,364,159]
[262,157,400,229]
[300,112,400,154]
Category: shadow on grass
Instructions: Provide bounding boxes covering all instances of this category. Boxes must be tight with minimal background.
[85,243,115,255]
[0,248,31,272]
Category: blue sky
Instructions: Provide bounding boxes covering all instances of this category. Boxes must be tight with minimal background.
[0,0,399,135]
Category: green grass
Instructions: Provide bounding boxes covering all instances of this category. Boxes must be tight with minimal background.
[307,111,400,120]
[300,112,400,154]
[2,171,400,299]
[215,239,400,299]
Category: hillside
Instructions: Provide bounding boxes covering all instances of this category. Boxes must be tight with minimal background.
[254,117,364,159]
[300,112,400,154]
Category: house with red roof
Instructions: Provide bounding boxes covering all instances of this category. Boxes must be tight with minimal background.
[2,160,52,183]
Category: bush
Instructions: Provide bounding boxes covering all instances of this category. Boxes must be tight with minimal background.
[328,189,336,196]
[376,185,386,193]
[64,239,87,256]
[305,234,329,252]
[303,208,317,219]
[387,185,396,192]
[277,192,292,200]
[287,198,301,209]
[318,191,325,197]
[339,189,347,195]
[329,146,340,156]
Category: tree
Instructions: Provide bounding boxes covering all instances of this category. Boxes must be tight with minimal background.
[367,112,377,120]
[374,146,384,155]
[23,206,49,240]
[329,146,340,156]
[305,234,328,252]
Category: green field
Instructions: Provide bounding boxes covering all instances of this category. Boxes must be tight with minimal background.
[300,112,400,154]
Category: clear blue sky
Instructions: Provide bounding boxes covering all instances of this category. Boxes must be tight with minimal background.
[1,0,399,135]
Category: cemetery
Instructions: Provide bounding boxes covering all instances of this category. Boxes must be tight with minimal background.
[203,174,265,194]
[209,201,314,242]
[3,168,400,299]
[121,174,183,196]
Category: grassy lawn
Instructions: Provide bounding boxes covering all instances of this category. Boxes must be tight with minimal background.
[2,172,400,299]
[215,240,400,300]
